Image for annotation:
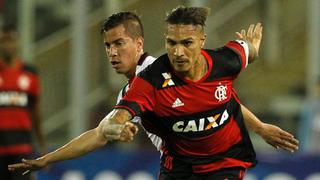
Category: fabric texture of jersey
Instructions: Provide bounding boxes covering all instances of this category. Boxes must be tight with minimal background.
[0,60,39,156]
[116,41,256,174]
[115,53,163,151]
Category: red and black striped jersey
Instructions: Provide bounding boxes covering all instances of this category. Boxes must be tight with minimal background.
[0,59,39,155]
[116,41,256,173]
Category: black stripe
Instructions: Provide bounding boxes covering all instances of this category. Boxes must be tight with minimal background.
[167,134,256,166]
[22,64,38,75]
[117,100,142,117]
[149,100,231,139]
[137,54,187,90]
[205,48,242,81]
[165,100,256,166]
[0,130,32,146]
[232,98,257,165]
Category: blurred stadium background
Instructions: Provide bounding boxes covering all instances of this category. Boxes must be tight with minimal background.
[1,0,320,179]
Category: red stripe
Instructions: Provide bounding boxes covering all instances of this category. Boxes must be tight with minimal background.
[0,109,32,129]
[239,169,245,179]
[122,77,155,112]
[201,50,213,82]
[192,158,252,173]
[0,144,32,155]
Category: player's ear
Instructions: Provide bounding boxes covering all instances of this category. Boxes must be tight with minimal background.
[201,34,207,48]
[136,36,144,53]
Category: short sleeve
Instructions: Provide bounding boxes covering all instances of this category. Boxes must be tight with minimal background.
[115,76,156,117]
[226,40,249,71]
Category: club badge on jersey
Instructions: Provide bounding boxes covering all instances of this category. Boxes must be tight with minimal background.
[214,83,228,102]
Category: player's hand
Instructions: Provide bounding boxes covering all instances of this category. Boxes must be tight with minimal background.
[119,121,139,142]
[257,123,299,153]
[236,23,263,53]
[103,121,138,142]
[8,157,48,175]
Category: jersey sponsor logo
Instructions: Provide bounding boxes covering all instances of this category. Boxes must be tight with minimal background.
[0,91,28,106]
[172,109,229,133]
[215,83,227,101]
[162,73,175,87]
[18,75,31,90]
[172,98,184,108]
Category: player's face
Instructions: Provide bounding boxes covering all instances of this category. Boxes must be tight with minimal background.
[103,24,143,77]
[165,24,205,74]
[0,31,18,62]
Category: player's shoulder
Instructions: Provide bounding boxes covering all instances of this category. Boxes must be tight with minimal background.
[203,46,243,80]
[136,54,172,87]
[204,42,239,56]
[136,55,157,74]
[144,55,156,64]
[138,54,170,77]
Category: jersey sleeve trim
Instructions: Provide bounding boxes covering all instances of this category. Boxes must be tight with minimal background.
[115,100,142,117]
[114,105,137,118]
[226,40,249,71]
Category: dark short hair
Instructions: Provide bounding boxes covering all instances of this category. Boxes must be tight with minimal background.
[101,11,144,38]
[165,6,210,28]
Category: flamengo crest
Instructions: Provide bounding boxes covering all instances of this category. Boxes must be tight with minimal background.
[214,83,227,101]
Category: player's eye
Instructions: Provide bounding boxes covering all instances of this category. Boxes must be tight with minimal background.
[166,39,176,46]
[183,41,193,47]
[115,41,125,47]
[104,43,110,49]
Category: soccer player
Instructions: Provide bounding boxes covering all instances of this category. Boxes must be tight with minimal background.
[102,11,297,152]
[9,8,298,179]
[0,25,47,180]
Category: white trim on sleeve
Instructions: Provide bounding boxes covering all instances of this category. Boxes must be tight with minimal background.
[235,40,249,68]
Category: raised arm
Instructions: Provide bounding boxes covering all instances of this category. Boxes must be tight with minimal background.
[8,109,137,173]
[236,23,263,63]
[241,104,299,153]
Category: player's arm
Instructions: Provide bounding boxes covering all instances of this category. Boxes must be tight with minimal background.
[31,99,47,155]
[235,23,262,63]
[8,108,137,173]
[241,104,299,153]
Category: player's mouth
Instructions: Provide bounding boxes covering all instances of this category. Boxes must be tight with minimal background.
[111,61,121,68]
[174,59,188,66]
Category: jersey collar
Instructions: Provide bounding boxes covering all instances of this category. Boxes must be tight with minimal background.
[128,52,149,84]
[137,52,149,66]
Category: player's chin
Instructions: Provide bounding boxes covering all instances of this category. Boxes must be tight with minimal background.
[173,66,190,73]
[114,69,125,74]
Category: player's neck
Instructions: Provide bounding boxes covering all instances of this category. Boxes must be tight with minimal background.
[185,54,208,81]
[125,51,144,79]
[125,72,135,79]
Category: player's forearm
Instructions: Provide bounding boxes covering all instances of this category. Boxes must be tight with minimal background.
[42,128,107,165]
[246,41,259,63]
[241,104,264,133]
